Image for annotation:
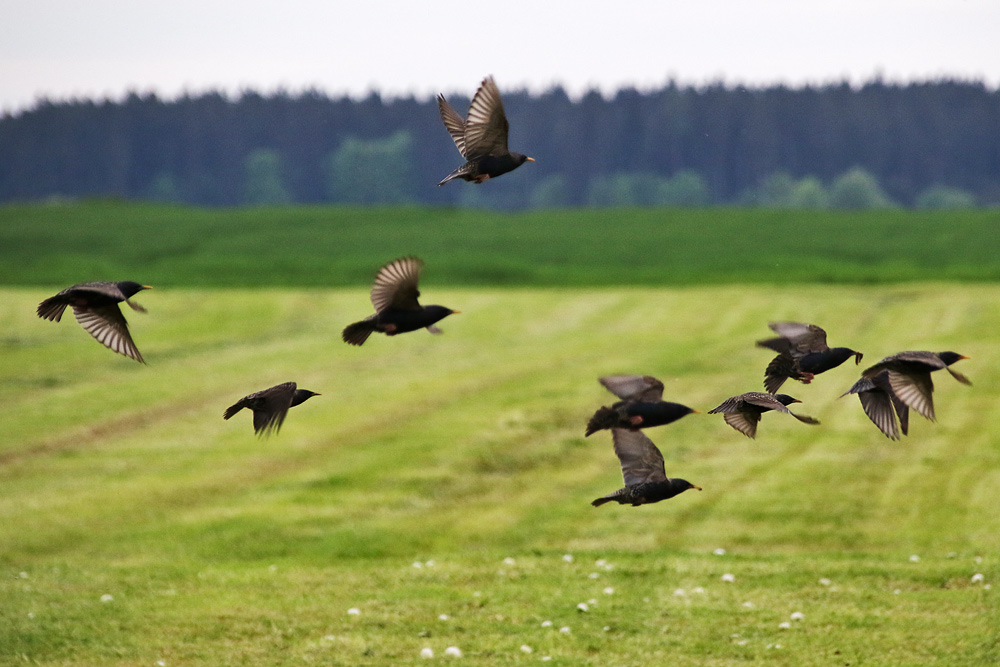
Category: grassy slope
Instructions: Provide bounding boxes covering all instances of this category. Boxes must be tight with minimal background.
[2,201,1000,287]
[1,284,998,666]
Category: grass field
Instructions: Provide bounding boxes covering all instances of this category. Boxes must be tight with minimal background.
[2,201,1000,286]
[2,283,998,665]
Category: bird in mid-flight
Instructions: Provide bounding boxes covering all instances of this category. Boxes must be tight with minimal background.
[36,281,152,363]
[756,321,862,393]
[437,75,534,186]
[342,256,459,346]
[592,428,702,507]
[842,350,970,437]
[708,392,819,439]
[223,382,320,437]
[585,374,697,436]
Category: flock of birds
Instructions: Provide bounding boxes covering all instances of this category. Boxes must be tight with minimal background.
[33,76,972,511]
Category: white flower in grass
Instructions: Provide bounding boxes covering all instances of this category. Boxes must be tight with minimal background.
[157,661,166,666]
[100,594,113,603]
[588,572,599,579]
[413,562,424,569]
[603,626,610,631]
[766,643,783,649]
[972,573,985,583]
[19,572,28,579]
[562,554,574,563]
[909,554,920,562]
[439,614,449,621]
[541,657,552,662]
[444,646,462,657]
[603,587,615,595]
[347,608,361,616]
[588,598,597,605]
[503,557,516,566]
[721,573,735,583]
[559,626,571,634]
[520,645,533,653]
[27,612,35,619]
[713,548,726,556]
[473,591,482,597]
[595,558,607,567]
[985,584,992,590]
[778,621,791,629]
[790,611,804,621]
[541,620,553,627]
[673,588,686,597]
[426,560,436,567]
[692,586,705,594]
[420,647,434,659]
[576,602,589,612]
[819,578,832,586]
[975,556,983,564]
[741,601,754,608]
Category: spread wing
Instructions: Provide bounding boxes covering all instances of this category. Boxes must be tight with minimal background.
[252,383,297,436]
[887,369,936,421]
[73,304,144,363]
[724,411,760,438]
[599,375,664,401]
[611,428,667,485]
[742,393,791,413]
[462,76,510,158]
[764,321,829,356]
[437,94,468,158]
[370,256,424,313]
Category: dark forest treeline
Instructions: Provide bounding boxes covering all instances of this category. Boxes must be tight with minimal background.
[1,79,998,208]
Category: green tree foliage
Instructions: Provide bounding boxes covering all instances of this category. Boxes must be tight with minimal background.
[243,149,291,205]
[915,184,977,209]
[586,171,710,207]
[326,131,415,204]
[829,167,896,210]
[741,172,830,208]
[530,174,571,208]
[657,170,710,206]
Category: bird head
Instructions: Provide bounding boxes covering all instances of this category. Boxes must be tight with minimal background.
[938,351,969,366]
[774,394,802,406]
[510,152,535,167]
[116,281,152,298]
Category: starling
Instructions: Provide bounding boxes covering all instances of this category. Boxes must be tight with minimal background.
[585,374,697,436]
[841,370,910,440]
[592,428,702,507]
[708,392,819,439]
[756,321,863,393]
[223,382,320,437]
[437,76,534,186]
[844,351,970,426]
[342,256,459,346]
[36,281,152,363]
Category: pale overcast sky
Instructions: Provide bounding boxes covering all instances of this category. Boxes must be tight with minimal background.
[2,0,997,114]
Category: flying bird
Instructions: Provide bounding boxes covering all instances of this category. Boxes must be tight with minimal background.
[36,281,152,363]
[591,428,702,507]
[841,370,910,440]
[843,351,970,430]
[223,382,320,437]
[585,374,697,436]
[756,321,862,393]
[342,256,459,346]
[708,392,819,439]
[437,75,534,186]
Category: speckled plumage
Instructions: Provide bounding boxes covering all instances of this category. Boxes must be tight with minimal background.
[757,321,862,393]
[592,429,701,507]
[708,392,819,439]
[223,382,320,437]
[585,375,696,436]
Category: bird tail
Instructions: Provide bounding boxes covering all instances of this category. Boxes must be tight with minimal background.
[763,355,793,393]
[591,496,614,507]
[223,401,246,420]
[585,407,618,436]
[36,297,69,322]
[342,318,377,346]
[437,170,463,186]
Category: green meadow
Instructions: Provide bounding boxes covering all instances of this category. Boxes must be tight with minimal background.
[1,203,999,665]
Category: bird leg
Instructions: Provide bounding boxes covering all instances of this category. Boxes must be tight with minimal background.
[799,372,815,384]
[629,415,644,426]
[474,174,490,184]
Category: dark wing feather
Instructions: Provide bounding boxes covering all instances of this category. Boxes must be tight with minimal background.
[37,294,70,322]
[724,412,759,438]
[599,375,664,402]
[742,393,790,413]
[769,321,829,355]
[437,94,468,158]
[73,305,144,363]
[369,256,424,312]
[252,382,297,436]
[887,369,936,421]
[611,428,667,485]
[461,76,509,158]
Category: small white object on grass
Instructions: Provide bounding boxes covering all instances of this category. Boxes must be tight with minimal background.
[444,646,462,657]
[972,573,985,583]
[819,578,832,586]
[347,608,361,616]
[520,645,533,654]
[714,548,726,556]
[439,614,449,621]
[588,572,599,579]
[909,554,920,562]
[503,557,516,566]
[778,621,791,629]
[559,626,571,634]
[576,602,589,612]
[721,573,735,583]
[741,601,754,608]
[673,588,686,597]
[562,554,574,563]
[420,647,434,659]
[603,587,615,595]
[100,594,113,603]
[790,611,804,621]
[413,562,424,569]
[541,620,553,627]
[692,586,705,594]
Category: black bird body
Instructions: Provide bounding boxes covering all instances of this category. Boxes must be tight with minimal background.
[843,351,970,433]
[437,76,534,186]
[36,280,151,362]
[592,428,701,507]
[342,257,458,346]
[708,392,819,439]
[757,321,862,393]
[586,375,696,436]
[224,382,320,437]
